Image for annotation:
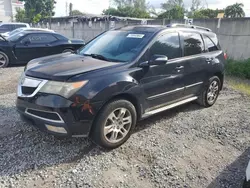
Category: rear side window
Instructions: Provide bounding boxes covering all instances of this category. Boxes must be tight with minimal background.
[0,24,13,31]
[183,32,204,56]
[149,32,181,60]
[15,24,27,29]
[203,35,218,52]
[21,34,57,44]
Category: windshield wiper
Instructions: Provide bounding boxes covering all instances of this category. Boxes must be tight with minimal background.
[84,53,111,62]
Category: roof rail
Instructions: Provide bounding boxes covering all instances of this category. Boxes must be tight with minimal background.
[167,23,212,32]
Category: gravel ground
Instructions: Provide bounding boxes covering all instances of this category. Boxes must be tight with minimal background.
[0,67,250,188]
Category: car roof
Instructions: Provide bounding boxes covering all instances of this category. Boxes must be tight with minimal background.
[117,24,216,36]
[0,22,29,25]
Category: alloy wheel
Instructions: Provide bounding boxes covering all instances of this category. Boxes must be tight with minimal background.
[207,80,219,105]
[103,108,132,144]
[0,53,7,68]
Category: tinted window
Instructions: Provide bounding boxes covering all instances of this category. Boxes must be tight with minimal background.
[15,24,27,29]
[21,34,57,44]
[183,32,204,56]
[0,24,13,31]
[149,32,181,59]
[203,35,218,52]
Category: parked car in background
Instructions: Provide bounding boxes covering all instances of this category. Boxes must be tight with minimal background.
[1,27,54,38]
[243,160,250,187]
[16,24,226,149]
[0,30,84,67]
[0,23,30,34]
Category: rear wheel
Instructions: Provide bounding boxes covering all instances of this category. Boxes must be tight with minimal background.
[0,51,9,68]
[91,100,137,149]
[197,76,221,107]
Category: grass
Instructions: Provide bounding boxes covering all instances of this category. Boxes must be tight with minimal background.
[225,59,250,79]
[228,79,250,96]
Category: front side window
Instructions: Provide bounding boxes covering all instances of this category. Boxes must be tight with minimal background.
[203,35,218,52]
[21,34,57,44]
[78,30,153,62]
[183,32,204,56]
[149,32,181,60]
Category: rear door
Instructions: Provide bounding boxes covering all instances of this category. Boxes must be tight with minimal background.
[15,33,58,62]
[180,31,209,97]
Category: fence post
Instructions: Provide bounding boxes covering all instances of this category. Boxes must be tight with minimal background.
[163,18,166,25]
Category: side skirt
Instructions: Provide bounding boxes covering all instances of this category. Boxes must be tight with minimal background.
[141,96,198,119]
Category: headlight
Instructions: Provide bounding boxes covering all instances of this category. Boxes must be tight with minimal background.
[39,80,88,98]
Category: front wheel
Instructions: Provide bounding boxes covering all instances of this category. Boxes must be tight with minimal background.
[0,51,9,68]
[197,76,221,107]
[90,100,137,149]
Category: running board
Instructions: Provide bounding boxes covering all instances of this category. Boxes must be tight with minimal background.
[143,96,198,117]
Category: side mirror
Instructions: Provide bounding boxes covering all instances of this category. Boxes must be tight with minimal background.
[149,55,168,65]
[23,40,30,46]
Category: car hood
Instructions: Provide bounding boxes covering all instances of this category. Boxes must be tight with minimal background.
[25,53,119,81]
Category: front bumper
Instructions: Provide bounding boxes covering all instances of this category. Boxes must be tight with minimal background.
[16,94,93,137]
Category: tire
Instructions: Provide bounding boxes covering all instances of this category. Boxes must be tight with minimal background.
[62,49,74,53]
[0,51,9,68]
[90,99,137,149]
[197,76,221,107]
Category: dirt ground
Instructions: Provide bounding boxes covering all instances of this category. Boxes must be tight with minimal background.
[0,67,250,188]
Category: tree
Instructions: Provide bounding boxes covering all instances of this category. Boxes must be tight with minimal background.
[71,10,84,16]
[15,8,27,22]
[190,0,201,12]
[161,0,184,11]
[19,0,56,23]
[191,8,224,18]
[158,5,184,19]
[224,3,245,18]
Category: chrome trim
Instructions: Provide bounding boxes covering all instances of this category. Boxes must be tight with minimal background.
[25,108,65,123]
[148,87,185,100]
[186,82,203,89]
[17,75,48,98]
[144,97,198,116]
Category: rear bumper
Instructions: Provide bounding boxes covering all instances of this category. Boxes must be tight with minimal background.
[16,94,94,137]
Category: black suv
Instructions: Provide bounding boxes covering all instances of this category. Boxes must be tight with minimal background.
[16,24,226,149]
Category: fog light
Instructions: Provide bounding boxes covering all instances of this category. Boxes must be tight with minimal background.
[45,124,67,134]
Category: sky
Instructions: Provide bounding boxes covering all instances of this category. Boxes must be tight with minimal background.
[55,0,250,17]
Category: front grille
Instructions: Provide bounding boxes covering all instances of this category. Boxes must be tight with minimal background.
[26,109,63,122]
[21,86,37,95]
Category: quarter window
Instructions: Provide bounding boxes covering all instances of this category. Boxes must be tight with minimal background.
[183,32,204,56]
[204,35,219,52]
[149,32,181,60]
[22,34,57,44]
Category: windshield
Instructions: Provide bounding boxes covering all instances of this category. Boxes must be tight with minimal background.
[8,28,24,36]
[7,32,25,42]
[78,30,153,62]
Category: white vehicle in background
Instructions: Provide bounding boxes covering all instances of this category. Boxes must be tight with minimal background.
[1,28,55,38]
[0,23,30,34]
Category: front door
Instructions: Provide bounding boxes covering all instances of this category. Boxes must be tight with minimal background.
[139,32,186,110]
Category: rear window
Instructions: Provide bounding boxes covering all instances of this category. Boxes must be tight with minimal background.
[203,35,218,52]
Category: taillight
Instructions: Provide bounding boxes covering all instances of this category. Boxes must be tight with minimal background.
[224,52,227,60]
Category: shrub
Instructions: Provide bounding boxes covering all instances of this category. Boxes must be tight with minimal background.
[225,59,250,79]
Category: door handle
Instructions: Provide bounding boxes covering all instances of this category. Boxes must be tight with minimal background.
[175,66,184,69]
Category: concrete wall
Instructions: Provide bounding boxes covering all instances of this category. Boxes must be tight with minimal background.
[39,17,250,60]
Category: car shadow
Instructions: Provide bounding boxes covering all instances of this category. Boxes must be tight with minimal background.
[207,147,250,188]
[0,102,203,177]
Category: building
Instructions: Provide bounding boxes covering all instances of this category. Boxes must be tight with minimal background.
[0,0,24,22]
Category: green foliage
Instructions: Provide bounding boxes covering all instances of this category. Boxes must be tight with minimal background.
[103,6,150,18]
[71,10,84,16]
[191,9,224,18]
[224,3,245,18]
[158,5,184,19]
[103,0,150,18]
[161,0,184,10]
[226,59,250,79]
[19,0,56,23]
[15,8,28,22]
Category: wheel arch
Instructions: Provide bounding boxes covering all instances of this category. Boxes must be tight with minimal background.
[214,71,224,90]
